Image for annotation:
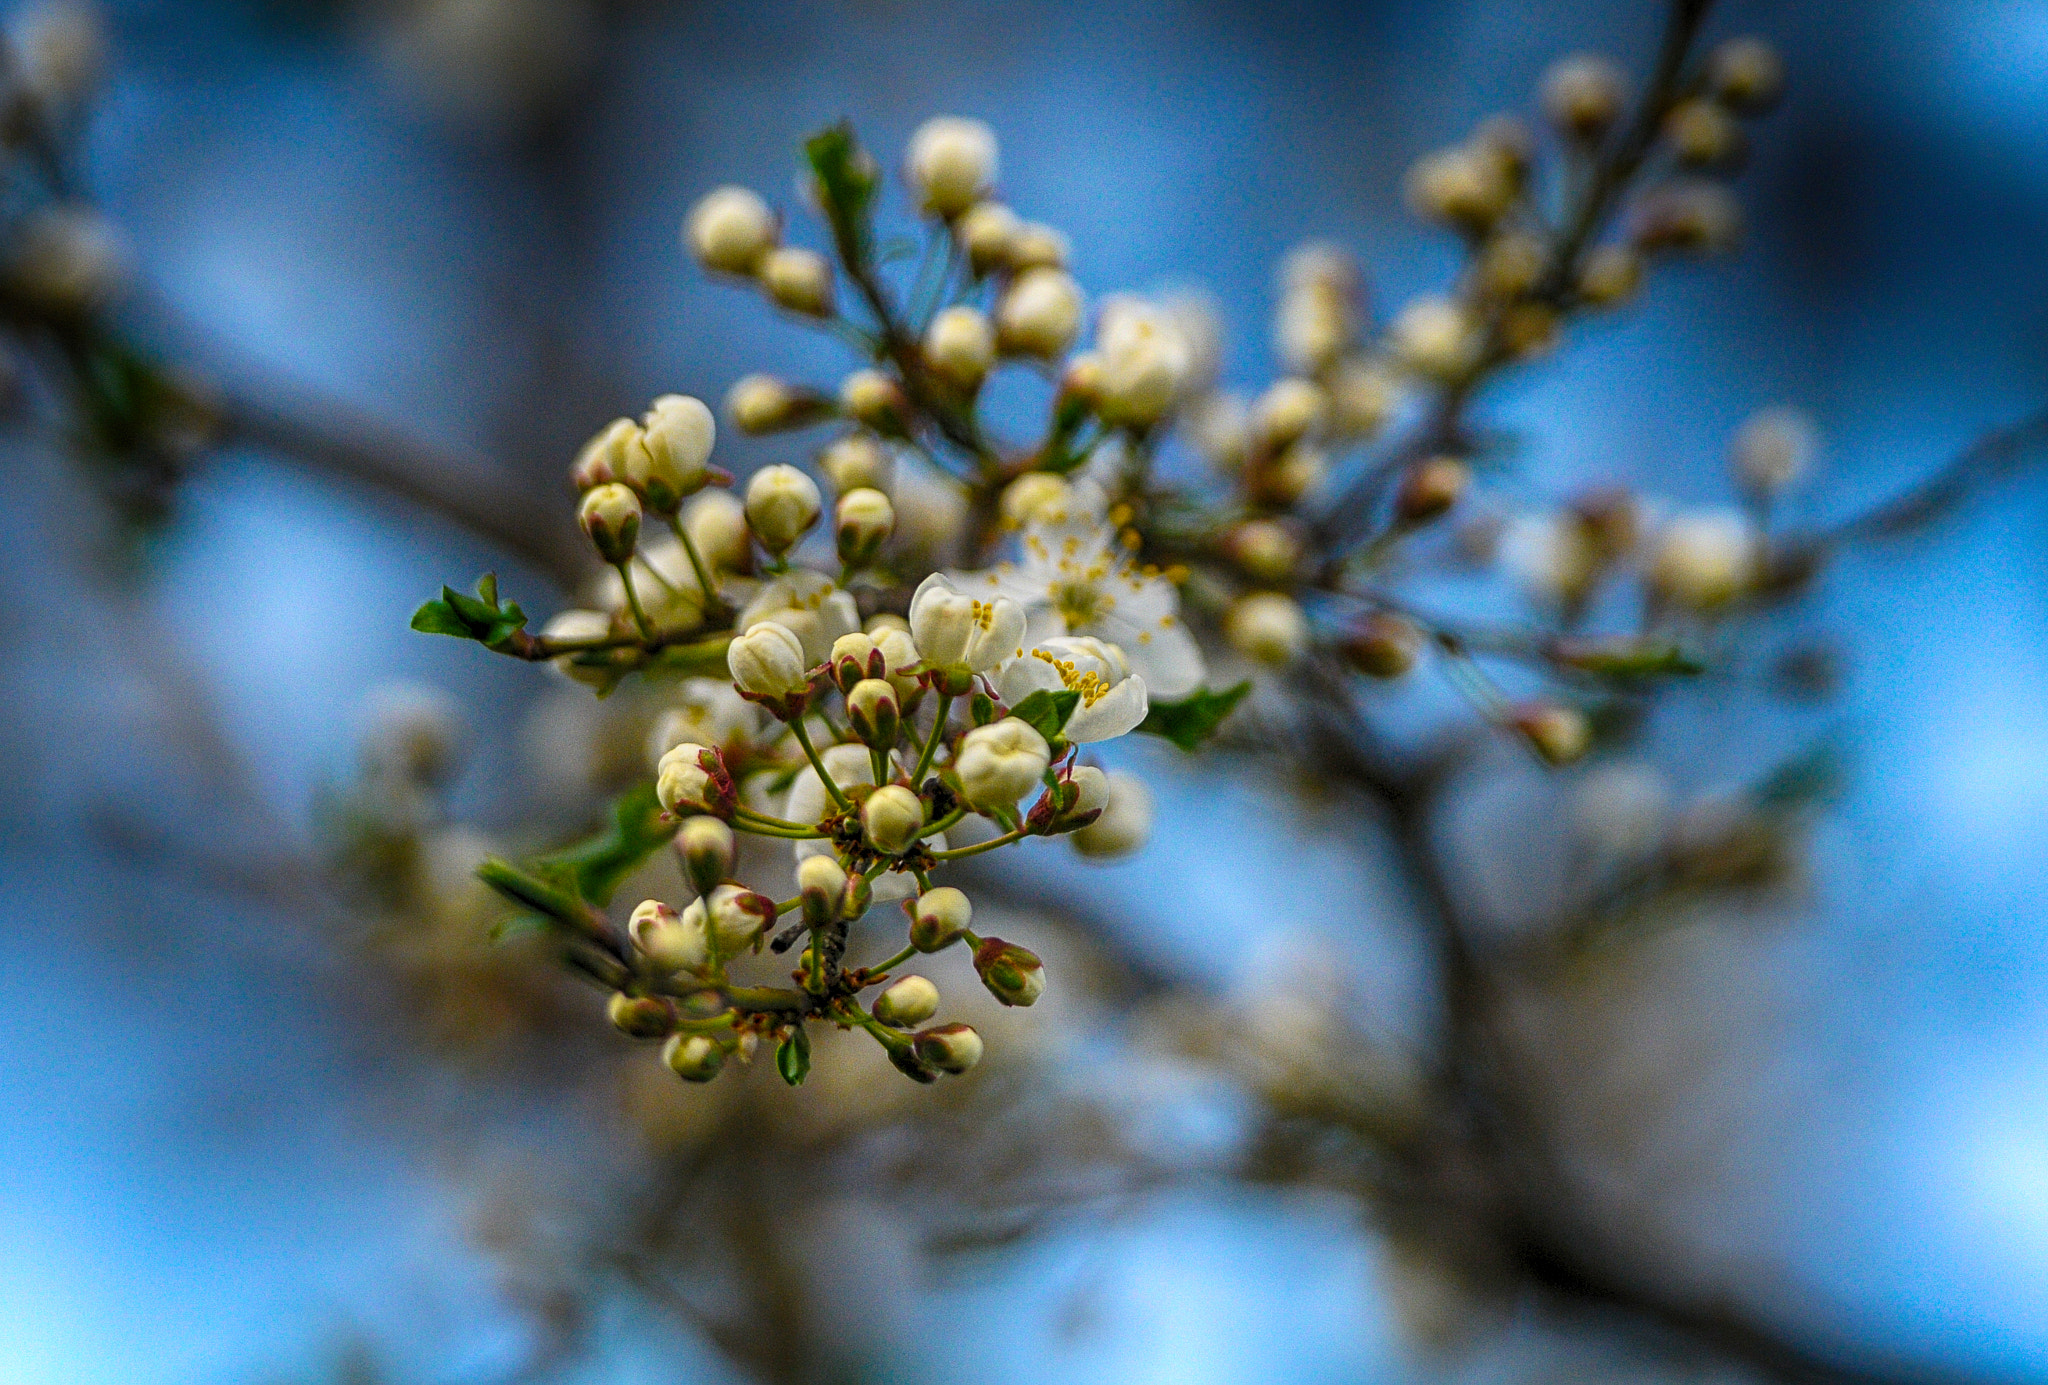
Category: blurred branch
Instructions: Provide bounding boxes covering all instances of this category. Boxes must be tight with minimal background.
[1818,405,2048,546]
[216,379,592,590]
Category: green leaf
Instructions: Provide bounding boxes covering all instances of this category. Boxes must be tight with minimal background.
[1136,682,1252,752]
[778,1026,812,1087]
[533,781,680,907]
[969,691,997,726]
[410,574,528,650]
[1009,688,1080,740]
[804,121,878,253]
[1550,637,1705,680]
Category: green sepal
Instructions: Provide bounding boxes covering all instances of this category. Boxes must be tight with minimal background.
[1008,688,1080,740]
[804,121,879,258]
[778,1025,812,1087]
[969,691,997,726]
[411,573,529,651]
[1135,681,1252,752]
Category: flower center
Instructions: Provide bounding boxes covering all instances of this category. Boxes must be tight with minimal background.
[1050,581,1101,627]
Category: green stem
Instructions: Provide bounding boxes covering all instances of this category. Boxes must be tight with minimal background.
[664,514,723,610]
[930,828,1026,861]
[867,944,917,976]
[911,693,953,784]
[735,804,827,834]
[921,807,967,839]
[614,561,656,642]
[789,717,850,811]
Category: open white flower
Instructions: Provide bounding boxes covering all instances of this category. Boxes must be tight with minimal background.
[908,573,1026,674]
[784,743,943,900]
[735,569,859,667]
[954,501,1205,698]
[995,635,1148,743]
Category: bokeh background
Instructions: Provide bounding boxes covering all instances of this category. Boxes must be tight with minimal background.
[4,0,2048,1380]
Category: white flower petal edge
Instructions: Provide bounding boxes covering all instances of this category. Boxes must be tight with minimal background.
[994,635,1149,743]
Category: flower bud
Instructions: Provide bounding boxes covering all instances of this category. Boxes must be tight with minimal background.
[628,394,717,511]
[1628,180,1741,255]
[1096,300,1192,427]
[1511,701,1591,766]
[973,937,1045,1007]
[608,991,676,1039]
[835,487,894,566]
[685,186,777,275]
[906,116,998,217]
[1477,231,1547,298]
[1404,144,1512,229]
[744,463,823,555]
[1008,221,1069,271]
[861,784,925,855]
[923,305,996,390]
[957,200,1020,274]
[1343,612,1423,678]
[1395,456,1470,524]
[1326,359,1395,441]
[656,742,732,817]
[996,268,1084,358]
[846,678,901,750]
[1647,509,1760,611]
[1500,303,1558,360]
[728,374,830,435]
[955,718,1051,810]
[1577,244,1642,307]
[888,1043,940,1083]
[1666,98,1744,169]
[1222,519,1302,584]
[630,898,710,973]
[873,974,940,1027]
[578,482,642,564]
[1000,472,1070,529]
[728,620,812,698]
[913,1023,984,1074]
[1224,592,1309,667]
[1066,764,1111,819]
[1070,771,1151,859]
[571,418,641,491]
[1389,296,1479,379]
[1709,37,1784,116]
[6,204,128,313]
[675,815,735,898]
[819,432,895,495]
[1275,283,1353,375]
[1184,391,1250,474]
[663,1032,725,1083]
[759,246,833,316]
[1730,406,1816,498]
[798,853,848,925]
[911,886,972,952]
[1251,377,1328,451]
[685,491,752,573]
[706,882,776,956]
[1540,54,1626,140]
[839,369,911,436]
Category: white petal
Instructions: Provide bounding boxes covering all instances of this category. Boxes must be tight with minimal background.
[1064,673,1149,742]
[1099,614,1204,698]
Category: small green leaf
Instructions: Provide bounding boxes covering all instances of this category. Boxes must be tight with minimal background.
[1009,688,1081,740]
[534,781,680,906]
[970,691,997,726]
[1550,637,1705,680]
[778,1026,812,1087]
[804,121,878,246]
[410,574,529,650]
[1136,682,1252,752]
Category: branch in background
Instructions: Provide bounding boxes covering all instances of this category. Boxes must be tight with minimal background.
[217,381,592,590]
[1819,405,2048,547]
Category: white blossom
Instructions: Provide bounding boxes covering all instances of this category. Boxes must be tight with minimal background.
[994,635,1148,743]
[735,569,859,666]
[908,573,1026,674]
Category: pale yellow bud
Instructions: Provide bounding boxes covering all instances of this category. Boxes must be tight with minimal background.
[923,305,996,389]
[1225,592,1310,666]
[906,116,998,217]
[686,186,777,275]
[956,201,1021,274]
[743,463,823,554]
[910,886,971,952]
[995,268,1084,358]
[862,784,926,854]
[1577,244,1642,307]
[1541,54,1626,140]
[759,246,833,316]
[839,368,911,436]
[684,491,751,573]
[630,394,716,511]
[578,482,641,564]
[835,487,895,566]
[999,472,1071,529]
[955,718,1050,810]
[873,974,940,1027]
[819,433,895,495]
[1326,359,1396,441]
[1251,377,1328,450]
[1071,770,1151,859]
[1007,221,1070,271]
